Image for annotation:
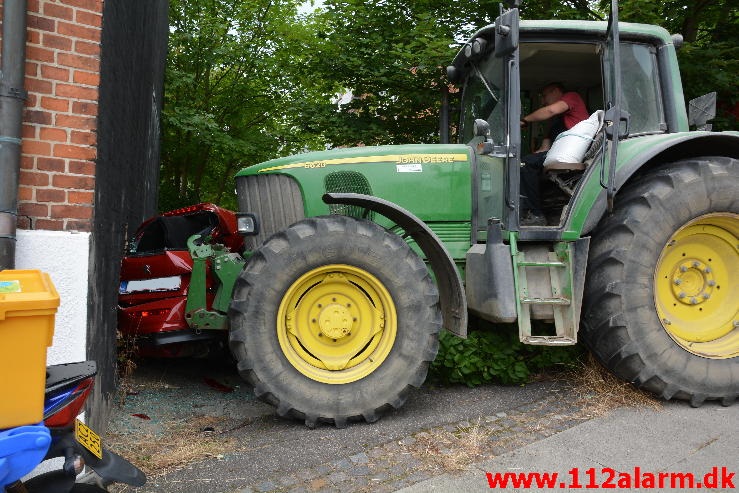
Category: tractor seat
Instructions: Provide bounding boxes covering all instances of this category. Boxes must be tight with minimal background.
[543,110,604,196]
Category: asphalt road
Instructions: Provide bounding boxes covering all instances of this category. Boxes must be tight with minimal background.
[106,356,586,493]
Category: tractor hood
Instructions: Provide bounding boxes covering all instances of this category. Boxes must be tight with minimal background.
[234,143,475,258]
[235,144,474,221]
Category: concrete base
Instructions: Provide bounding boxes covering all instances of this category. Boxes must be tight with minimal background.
[15,229,90,365]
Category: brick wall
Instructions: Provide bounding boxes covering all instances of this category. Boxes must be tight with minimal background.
[15,0,103,232]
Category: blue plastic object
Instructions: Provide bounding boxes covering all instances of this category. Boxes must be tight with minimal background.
[0,423,51,487]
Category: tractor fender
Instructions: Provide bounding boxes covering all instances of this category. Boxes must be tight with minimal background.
[323,192,468,338]
[582,132,739,234]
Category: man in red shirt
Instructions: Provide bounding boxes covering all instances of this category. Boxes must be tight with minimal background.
[519,83,589,225]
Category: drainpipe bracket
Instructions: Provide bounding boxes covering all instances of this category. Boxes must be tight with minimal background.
[0,211,17,239]
[0,82,28,101]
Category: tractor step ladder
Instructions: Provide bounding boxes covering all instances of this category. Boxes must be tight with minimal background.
[513,240,578,346]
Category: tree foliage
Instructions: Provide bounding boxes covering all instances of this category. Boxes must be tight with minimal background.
[161,0,320,210]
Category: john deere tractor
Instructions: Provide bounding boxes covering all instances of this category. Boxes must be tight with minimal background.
[120,0,738,427]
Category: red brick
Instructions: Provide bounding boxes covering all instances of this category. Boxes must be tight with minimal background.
[52,174,94,190]
[53,144,96,160]
[27,14,55,32]
[20,156,35,170]
[59,0,102,12]
[72,101,97,116]
[26,45,55,63]
[16,216,32,229]
[70,130,96,145]
[40,64,70,82]
[41,96,69,112]
[17,186,35,201]
[28,0,41,13]
[57,52,99,72]
[40,127,68,142]
[68,190,94,204]
[37,157,67,172]
[57,21,101,42]
[73,70,99,86]
[19,202,49,218]
[74,40,99,56]
[65,220,92,232]
[25,93,39,108]
[35,219,65,231]
[68,160,95,175]
[37,188,67,202]
[43,2,74,20]
[26,61,39,77]
[55,83,98,101]
[22,139,52,156]
[42,33,73,51]
[25,77,53,95]
[55,114,96,130]
[22,124,37,139]
[51,204,93,220]
[20,170,51,187]
[26,29,42,45]
[76,10,102,27]
[23,109,52,125]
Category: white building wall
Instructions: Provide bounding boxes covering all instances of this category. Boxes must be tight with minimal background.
[15,230,90,365]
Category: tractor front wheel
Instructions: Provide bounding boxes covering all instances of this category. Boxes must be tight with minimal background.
[229,215,441,427]
[582,157,738,406]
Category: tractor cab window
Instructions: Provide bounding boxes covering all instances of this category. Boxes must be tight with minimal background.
[459,54,507,145]
[619,43,665,135]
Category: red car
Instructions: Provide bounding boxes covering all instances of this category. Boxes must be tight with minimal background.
[118,203,243,358]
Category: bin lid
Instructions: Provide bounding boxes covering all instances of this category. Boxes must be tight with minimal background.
[0,270,60,320]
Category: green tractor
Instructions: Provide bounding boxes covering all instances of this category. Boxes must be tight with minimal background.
[123,1,738,427]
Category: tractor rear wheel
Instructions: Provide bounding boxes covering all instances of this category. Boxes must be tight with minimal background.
[229,215,441,427]
[581,156,738,406]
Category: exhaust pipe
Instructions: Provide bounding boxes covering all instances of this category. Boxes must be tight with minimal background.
[0,0,28,269]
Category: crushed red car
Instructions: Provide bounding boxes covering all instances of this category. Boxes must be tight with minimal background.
[118,203,243,358]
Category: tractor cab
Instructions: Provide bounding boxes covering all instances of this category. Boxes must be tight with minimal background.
[446,3,676,239]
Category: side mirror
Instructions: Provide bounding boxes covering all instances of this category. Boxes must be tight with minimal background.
[688,92,716,131]
[473,119,490,138]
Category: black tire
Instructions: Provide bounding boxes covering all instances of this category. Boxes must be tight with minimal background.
[581,156,738,406]
[229,215,442,427]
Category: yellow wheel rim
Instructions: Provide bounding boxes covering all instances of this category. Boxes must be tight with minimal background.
[654,213,739,359]
[277,264,397,384]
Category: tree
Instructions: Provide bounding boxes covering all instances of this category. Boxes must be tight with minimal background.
[604,0,737,129]
[160,0,321,210]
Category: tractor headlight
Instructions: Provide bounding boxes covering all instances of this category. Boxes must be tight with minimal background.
[237,213,259,235]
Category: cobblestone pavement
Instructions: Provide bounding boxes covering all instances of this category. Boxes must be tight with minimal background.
[236,394,595,493]
[108,358,604,493]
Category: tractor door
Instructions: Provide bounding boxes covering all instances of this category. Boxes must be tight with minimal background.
[602,0,628,210]
[458,3,521,237]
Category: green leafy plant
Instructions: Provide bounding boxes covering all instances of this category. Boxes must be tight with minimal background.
[430,324,583,387]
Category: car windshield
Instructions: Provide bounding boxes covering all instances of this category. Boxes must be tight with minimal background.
[459,54,507,145]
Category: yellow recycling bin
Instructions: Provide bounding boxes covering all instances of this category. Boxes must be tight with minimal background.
[0,270,60,429]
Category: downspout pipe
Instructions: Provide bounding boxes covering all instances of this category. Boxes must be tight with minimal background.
[0,0,28,270]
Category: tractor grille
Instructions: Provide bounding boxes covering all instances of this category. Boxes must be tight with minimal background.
[236,174,305,249]
[324,171,374,220]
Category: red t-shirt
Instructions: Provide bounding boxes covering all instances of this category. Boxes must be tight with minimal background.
[560,92,589,129]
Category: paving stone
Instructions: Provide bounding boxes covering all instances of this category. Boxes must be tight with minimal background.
[326,471,349,484]
[333,458,352,470]
[349,452,369,464]
[254,480,278,492]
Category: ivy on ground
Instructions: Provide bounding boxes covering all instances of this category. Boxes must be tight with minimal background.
[429,324,583,387]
